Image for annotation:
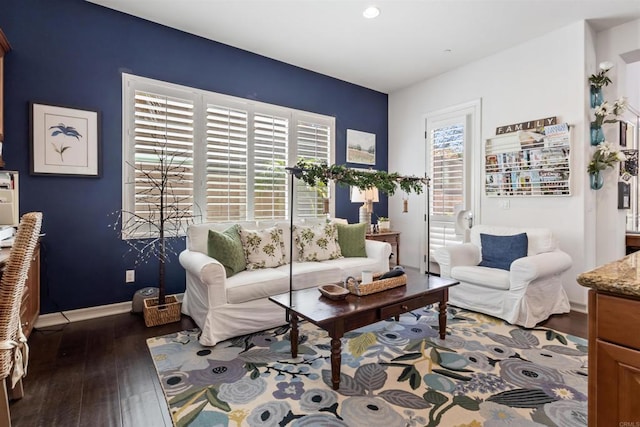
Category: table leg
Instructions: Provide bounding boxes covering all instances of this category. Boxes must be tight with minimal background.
[438,301,447,340]
[330,336,341,390]
[290,311,298,358]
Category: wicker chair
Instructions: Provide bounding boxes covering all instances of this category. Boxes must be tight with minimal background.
[0,212,42,427]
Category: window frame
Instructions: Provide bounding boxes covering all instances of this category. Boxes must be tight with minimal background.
[122,73,335,238]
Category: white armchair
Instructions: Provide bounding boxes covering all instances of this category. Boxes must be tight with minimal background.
[434,224,572,327]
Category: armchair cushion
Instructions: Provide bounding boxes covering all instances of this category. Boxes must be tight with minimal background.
[451,266,510,290]
[478,232,528,270]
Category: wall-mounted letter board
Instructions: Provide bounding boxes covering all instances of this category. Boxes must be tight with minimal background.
[485,124,570,197]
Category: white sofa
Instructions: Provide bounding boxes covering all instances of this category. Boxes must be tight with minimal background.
[433,225,572,327]
[179,220,392,346]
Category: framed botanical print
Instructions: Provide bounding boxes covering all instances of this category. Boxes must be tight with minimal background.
[30,102,100,177]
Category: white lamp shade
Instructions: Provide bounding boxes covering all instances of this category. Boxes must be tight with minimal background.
[350,187,379,203]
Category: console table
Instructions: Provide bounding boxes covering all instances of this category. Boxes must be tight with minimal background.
[366,230,400,265]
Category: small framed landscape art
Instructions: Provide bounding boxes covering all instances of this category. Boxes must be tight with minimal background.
[30,102,100,177]
[346,129,375,165]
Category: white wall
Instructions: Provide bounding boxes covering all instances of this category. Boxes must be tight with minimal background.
[389,21,591,310]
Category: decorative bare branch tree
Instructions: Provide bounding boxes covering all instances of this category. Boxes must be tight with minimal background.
[113,142,198,306]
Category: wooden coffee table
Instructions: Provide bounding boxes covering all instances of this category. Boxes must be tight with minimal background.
[269,274,459,390]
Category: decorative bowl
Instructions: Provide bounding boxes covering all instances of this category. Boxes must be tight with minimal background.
[318,283,349,300]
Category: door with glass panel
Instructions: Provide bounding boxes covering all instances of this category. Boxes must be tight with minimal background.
[425,101,479,272]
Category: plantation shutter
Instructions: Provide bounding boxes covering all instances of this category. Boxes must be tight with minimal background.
[430,123,464,254]
[205,104,249,221]
[253,113,288,220]
[132,90,194,235]
[124,74,335,236]
[295,119,331,218]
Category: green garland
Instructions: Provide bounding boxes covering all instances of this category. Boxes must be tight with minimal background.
[291,160,429,195]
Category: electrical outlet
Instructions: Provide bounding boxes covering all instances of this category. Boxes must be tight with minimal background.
[126,270,135,283]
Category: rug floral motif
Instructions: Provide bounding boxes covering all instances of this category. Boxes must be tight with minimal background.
[147,307,588,427]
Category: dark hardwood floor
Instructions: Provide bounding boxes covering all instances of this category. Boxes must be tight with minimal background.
[9,298,588,426]
[9,313,196,427]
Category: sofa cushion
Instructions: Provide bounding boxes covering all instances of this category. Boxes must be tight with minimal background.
[336,223,367,257]
[187,221,258,253]
[225,261,342,304]
[478,233,528,270]
[451,265,511,290]
[321,256,383,279]
[225,268,290,304]
[293,223,342,261]
[275,262,343,290]
[239,226,286,270]
[207,225,246,277]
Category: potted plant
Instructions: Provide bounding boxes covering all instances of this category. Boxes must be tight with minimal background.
[115,137,197,327]
[377,216,391,232]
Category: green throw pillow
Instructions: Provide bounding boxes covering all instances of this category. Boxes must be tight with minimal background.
[207,225,246,277]
[336,223,367,257]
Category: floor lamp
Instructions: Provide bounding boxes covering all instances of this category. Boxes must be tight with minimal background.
[285,166,303,317]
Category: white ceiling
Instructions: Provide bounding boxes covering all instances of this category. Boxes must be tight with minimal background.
[87,0,640,93]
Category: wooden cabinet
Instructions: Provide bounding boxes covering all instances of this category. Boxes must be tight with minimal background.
[20,243,40,337]
[588,290,640,426]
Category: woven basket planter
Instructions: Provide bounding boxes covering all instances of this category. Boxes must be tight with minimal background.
[347,273,407,296]
[143,295,181,327]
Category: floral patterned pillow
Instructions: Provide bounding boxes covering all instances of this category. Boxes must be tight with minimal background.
[293,223,343,262]
[239,226,286,270]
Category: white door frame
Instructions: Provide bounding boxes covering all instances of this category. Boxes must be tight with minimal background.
[422,99,482,274]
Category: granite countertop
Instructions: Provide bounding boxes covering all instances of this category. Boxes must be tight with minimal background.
[577,251,640,298]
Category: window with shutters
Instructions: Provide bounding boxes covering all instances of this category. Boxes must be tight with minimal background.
[428,122,465,255]
[123,74,334,238]
[424,100,479,273]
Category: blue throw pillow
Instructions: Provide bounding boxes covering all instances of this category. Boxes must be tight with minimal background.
[478,233,528,271]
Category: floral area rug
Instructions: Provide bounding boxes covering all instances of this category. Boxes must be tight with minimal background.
[147,307,588,427]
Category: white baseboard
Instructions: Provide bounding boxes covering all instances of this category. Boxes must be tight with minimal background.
[34,292,185,328]
[569,301,587,314]
[35,301,133,328]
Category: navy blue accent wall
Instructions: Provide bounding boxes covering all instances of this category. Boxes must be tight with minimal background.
[1,0,388,313]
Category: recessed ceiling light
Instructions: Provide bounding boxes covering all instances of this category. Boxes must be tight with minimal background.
[363,6,380,19]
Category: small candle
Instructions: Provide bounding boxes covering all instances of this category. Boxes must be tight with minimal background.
[361,270,373,284]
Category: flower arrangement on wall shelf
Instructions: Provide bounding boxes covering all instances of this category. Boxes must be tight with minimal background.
[588,61,613,108]
[587,142,626,190]
[590,97,627,146]
[586,59,628,192]
[593,98,627,127]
